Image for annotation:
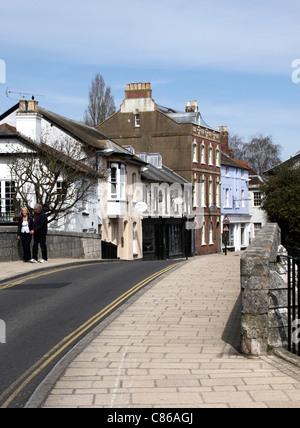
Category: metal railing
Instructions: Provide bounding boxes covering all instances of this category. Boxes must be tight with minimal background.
[0,202,18,222]
[278,253,300,356]
[0,198,22,223]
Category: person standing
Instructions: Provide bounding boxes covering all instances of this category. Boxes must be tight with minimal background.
[17,208,34,262]
[30,204,48,263]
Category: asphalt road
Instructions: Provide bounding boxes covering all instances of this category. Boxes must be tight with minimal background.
[0,259,182,408]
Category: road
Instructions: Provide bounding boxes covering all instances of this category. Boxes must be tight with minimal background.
[0,259,182,408]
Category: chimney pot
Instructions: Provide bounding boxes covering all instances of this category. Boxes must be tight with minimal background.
[27,99,38,112]
[19,100,27,112]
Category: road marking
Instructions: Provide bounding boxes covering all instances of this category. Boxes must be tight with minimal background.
[0,262,182,408]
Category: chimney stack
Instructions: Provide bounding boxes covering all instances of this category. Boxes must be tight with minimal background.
[185,100,198,113]
[121,82,156,113]
[16,99,41,144]
[218,126,229,154]
[125,82,152,100]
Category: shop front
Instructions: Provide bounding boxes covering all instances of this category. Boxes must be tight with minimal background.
[142,218,191,260]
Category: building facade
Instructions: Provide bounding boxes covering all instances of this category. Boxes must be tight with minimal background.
[134,150,193,260]
[221,153,251,251]
[248,166,267,242]
[0,100,145,260]
[98,82,228,255]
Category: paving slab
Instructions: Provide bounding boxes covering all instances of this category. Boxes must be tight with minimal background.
[22,252,300,408]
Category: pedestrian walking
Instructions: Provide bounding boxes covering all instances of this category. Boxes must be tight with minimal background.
[17,207,34,262]
[30,204,48,263]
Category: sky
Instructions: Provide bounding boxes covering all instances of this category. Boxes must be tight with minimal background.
[1,0,300,161]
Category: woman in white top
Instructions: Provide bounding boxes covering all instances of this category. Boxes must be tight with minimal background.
[17,208,34,262]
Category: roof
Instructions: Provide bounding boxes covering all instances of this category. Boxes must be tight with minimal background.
[0,123,19,136]
[0,102,147,164]
[37,107,133,156]
[265,149,300,173]
[159,109,214,130]
[142,163,189,185]
[0,124,103,178]
[231,158,251,170]
[0,103,19,122]
[221,152,250,170]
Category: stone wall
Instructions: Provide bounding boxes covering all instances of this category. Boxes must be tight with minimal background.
[0,227,102,262]
[240,223,283,356]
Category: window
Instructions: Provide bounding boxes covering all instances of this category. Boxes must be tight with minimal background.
[208,177,213,206]
[201,221,206,246]
[254,223,262,237]
[225,167,230,177]
[241,190,245,208]
[201,176,206,208]
[120,165,126,200]
[56,181,67,204]
[110,163,126,200]
[0,181,17,221]
[225,189,230,208]
[135,114,140,127]
[216,147,220,167]
[153,185,159,213]
[111,166,117,199]
[241,225,245,246]
[192,140,198,163]
[209,221,214,245]
[201,143,206,164]
[169,224,182,256]
[253,191,262,207]
[208,145,213,165]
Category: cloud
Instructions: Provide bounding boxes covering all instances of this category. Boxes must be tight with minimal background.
[1,0,300,75]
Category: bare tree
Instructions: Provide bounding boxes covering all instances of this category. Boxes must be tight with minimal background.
[8,137,104,224]
[228,132,282,175]
[243,133,282,175]
[228,133,244,159]
[84,74,116,126]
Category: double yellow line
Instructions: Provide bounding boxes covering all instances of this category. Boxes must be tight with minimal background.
[0,262,182,408]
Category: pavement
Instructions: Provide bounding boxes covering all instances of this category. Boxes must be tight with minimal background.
[3,253,300,408]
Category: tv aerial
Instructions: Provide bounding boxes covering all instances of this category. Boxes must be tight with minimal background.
[5,88,46,100]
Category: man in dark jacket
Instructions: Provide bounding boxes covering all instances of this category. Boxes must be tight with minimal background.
[30,204,48,263]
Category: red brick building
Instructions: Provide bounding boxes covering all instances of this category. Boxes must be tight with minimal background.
[98,83,229,255]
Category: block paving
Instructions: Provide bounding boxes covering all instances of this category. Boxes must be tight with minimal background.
[28,253,300,408]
